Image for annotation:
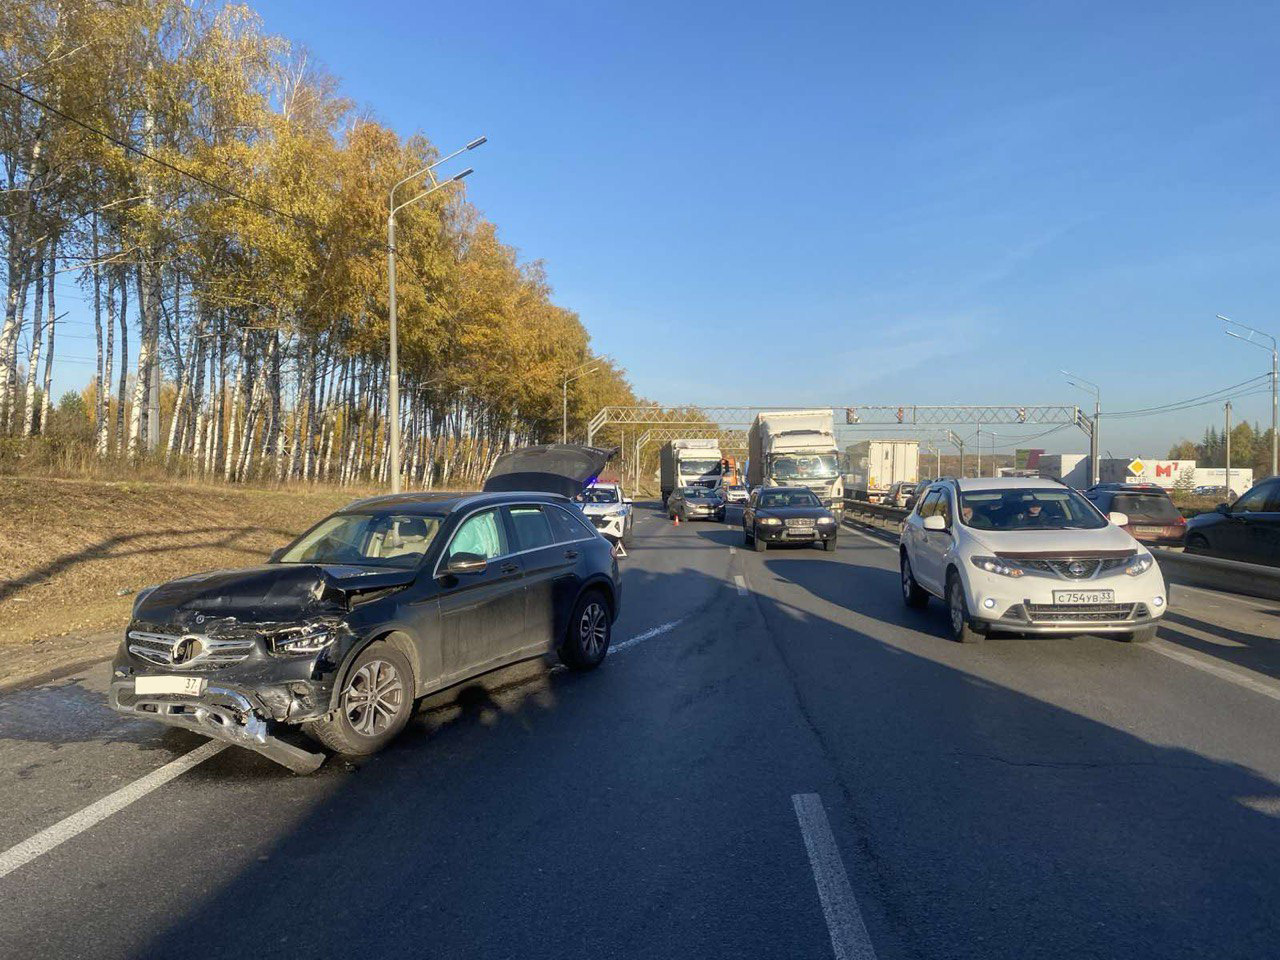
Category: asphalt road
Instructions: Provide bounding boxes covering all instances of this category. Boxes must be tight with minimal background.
[2,503,1280,959]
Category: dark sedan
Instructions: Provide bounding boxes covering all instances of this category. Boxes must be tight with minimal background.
[742,486,839,552]
[668,485,725,522]
[1185,475,1280,565]
[109,445,622,772]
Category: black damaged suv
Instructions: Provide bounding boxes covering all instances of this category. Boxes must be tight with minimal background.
[109,445,622,772]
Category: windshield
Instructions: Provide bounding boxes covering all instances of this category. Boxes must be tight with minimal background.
[680,458,722,476]
[770,454,839,480]
[1111,493,1181,522]
[959,489,1107,531]
[760,490,821,508]
[580,488,619,504]
[279,513,443,568]
[682,486,712,498]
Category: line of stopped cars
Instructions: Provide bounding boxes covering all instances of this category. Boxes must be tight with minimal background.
[110,444,627,773]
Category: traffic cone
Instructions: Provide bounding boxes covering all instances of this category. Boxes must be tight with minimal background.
[673,513,679,525]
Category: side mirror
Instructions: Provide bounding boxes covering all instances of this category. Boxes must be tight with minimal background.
[1108,511,1130,527]
[623,498,633,505]
[444,552,487,576]
[1215,502,1230,515]
[269,548,286,563]
[923,515,947,532]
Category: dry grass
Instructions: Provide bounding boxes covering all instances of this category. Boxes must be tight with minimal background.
[0,476,427,687]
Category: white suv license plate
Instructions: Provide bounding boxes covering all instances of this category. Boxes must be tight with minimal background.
[1052,590,1115,605]
[135,675,206,696]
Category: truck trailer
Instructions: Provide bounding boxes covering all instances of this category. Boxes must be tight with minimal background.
[747,410,844,513]
[845,439,920,503]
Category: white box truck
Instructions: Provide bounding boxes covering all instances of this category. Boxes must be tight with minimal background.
[747,410,844,514]
[660,438,724,506]
[845,439,919,503]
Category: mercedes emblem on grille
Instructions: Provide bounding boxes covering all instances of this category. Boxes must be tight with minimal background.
[172,634,204,664]
[1067,561,1087,577]
[194,614,206,625]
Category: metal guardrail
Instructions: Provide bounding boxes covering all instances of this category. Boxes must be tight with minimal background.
[840,497,1280,602]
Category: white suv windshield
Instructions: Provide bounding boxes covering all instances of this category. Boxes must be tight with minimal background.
[959,489,1107,531]
[581,488,619,503]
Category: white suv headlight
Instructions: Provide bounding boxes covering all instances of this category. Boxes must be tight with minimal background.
[970,555,1026,578]
[1123,554,1154,577]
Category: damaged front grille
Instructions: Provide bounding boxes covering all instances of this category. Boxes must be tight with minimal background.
[127,630,255,669]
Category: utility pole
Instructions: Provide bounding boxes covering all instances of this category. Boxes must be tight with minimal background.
[1220,315,1278,478]
[946,429,965,477]
[387,137,485,492]
[976,426,982,478]
[1063,371,1101,485]
[1225,400,1233,499]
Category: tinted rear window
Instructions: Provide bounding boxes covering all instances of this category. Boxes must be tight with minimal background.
[1111,493,1180,522]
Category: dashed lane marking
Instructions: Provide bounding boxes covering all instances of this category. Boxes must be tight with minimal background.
[734,574,749,596]
[0,740,227,882]
[792,793,879,960]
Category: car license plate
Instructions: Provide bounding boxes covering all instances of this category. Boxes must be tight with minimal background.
[788,528,814,537]
[135,675,206,696]
[1134,525,1163,535]
[1052,590,1115,605]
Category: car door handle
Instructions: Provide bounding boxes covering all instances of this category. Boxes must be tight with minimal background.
[500,561,519,574]
[564,549,579,560]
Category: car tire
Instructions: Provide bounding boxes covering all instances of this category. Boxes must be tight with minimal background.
[305,642,415,756]
[1123,624,1157,644]
[901,553,928,609]
[946,571,984,643]
[754,528,768,552]
[821,538,835,552]
[744,527,754,546]
[561,590,611,670]
[1185,533,1210,554]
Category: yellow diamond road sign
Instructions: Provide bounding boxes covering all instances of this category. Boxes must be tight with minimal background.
[1128,458,1146,476]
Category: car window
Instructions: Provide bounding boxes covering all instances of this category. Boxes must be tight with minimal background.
[918,489,941,517]
[760,490,820,508]
[936,490,953,526]
[1234,482,1277,513]
[446,509,507,561]
[280,513,442,568]
[548,504,596,542]
[508,505,556,551]
[1112,493,1180,522]
[959,488,1108,530]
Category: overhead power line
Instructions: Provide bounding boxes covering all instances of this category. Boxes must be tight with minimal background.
[1108,373,1271,419]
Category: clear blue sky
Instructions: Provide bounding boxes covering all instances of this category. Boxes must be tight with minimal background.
[53,0,1280,458]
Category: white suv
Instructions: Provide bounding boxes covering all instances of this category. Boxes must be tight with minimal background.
[899,477,1166,643]
[575,482,634,545]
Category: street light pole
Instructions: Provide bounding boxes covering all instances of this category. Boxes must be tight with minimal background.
[386,137,486,493]
[1063,370,1101,485]
[1220,315,1278,478]
[562,359,600,443]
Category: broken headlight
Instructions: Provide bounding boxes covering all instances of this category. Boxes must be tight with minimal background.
[270,625,338,656]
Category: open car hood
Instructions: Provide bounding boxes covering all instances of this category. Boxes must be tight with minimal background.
[483,444,616,498]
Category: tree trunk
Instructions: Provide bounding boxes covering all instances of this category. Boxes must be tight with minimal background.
[21,244,46,437]
[38,242,56,434]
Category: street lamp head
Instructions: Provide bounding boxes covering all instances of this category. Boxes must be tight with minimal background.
[453,168,474,182]
[466,136,488,150]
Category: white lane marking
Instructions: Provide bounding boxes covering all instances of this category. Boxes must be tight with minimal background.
[734,574,748,596]
[842,524,895,551]
[612,619,683,653]
[0,740,226,881]
[730,546,736,555]
[792,793,878,960]
[1148,641,1280,703]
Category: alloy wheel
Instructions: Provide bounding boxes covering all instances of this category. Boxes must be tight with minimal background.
[949,581,965,634]
[342,659,405,737]
[580,601,608,658]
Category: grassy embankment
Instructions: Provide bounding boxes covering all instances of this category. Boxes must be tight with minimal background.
[0,476,383,687]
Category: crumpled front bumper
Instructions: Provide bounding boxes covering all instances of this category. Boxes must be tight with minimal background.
[109,677,327,774]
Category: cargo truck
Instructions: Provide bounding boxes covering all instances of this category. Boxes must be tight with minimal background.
[845,439,920,503]
[747,410,844,514]
[660,438,725,506]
